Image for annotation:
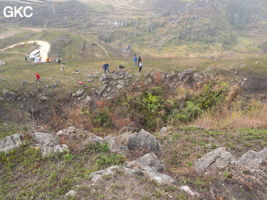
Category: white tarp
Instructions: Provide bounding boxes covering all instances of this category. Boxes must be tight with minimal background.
[29,50,40,60]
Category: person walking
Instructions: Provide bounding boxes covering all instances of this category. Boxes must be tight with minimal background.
[35,72,41,83]
[61,63,66,74]
[103,62,110,74]
[138,61,143,72]
[134,54,138,66]
[25,55,28,62]
[138,56,142,65]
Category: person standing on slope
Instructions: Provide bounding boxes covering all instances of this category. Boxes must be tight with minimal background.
[35,72,41,83]
[103,62,110,74]
[138,60,143,72]
[138,56,142,66]
[61,63,66,74]
[134,54,138,66]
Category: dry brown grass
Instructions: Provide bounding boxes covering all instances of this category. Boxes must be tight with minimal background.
[68,107,93,130]
[193,103,267,129]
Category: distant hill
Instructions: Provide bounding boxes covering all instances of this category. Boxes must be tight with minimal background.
[1,0,267,54]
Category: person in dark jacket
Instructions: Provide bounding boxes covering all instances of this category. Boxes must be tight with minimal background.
[103,62,110,74]
[119,65,126,70]
[138,56,142,65]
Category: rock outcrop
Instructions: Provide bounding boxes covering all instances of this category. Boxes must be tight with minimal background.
[2,89,17,101]
[236,148,267,172]
[0,134,23,153]
[194,147,235,173]
[89,153,174,185]
[126,153,175,184]
[105,129,161,157]
[32,132,68,156]
[72,88,85,98]
[56,126,103,151]
[195,147,267,174]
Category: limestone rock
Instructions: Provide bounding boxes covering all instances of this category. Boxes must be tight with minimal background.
[105,135,131,157]
[160,127,168,135]
[126,153,175,185]
[72,88,85,98]
[180,186,199,197]
[90,166,122,183]
[32,132,68,156]
[104,129,161,157]
[39,94,48,101]
[65,190,77,197]
[89,153,175,185]
[128,129,161,154]
[0,134,23,153]
[56,126,103,151]
[195,147,235,173]
[236,148,267,172]
[2,89,17,101]
[81,96,93,105]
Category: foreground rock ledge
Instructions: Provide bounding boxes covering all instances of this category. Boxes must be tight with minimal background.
[89,153,175,185]
[0,133,68,156]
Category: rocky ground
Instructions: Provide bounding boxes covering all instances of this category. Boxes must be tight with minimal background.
[0,69,266,200]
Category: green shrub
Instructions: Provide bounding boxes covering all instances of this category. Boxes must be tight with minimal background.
[87,142,109,154]
[169,101,202,124]
[96,153,125,169]
[195,83,227,111]
[92,109,113,128]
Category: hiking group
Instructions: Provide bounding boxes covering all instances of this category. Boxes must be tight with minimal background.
[134,54,143,72]
[34,54,143,83]
[103,54,143,74]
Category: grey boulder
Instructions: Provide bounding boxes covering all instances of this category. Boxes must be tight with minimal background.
[195,147,235,173]
[126,153,175,184]
[32,132,68,156]
[236,148,267,172]
[72,88,85,98]
[104,129,161,157]
[89,153,174,185]
[0,134,23,153]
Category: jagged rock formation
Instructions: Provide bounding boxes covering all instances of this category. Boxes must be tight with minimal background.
[236,148,267,172]
[194,147,235,173]
[72,153,174,194]
[32,132,68,156]
[195,147,267,173]
[0,132,68,156]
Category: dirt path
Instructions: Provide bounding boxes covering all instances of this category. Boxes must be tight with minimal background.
[0,40,51,62]
[0,27,47,40]
[0,30,25,40]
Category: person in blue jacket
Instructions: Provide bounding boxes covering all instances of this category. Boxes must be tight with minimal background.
[134,54,138,66]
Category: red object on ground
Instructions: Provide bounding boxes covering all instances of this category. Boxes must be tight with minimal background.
[36,72,41,80]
